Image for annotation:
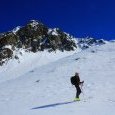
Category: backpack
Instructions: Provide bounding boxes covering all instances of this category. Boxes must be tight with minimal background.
[70,76,76,85]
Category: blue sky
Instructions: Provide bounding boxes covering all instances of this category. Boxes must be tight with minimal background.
[0,0,115,40]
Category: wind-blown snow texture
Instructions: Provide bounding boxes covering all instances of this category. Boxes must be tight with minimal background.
[0,42,115,115]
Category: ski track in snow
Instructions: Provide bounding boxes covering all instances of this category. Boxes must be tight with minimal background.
[0,42,115,115]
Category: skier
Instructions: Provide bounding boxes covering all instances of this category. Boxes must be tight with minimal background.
[70,72,84,101]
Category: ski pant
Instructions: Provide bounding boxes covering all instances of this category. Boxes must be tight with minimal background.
[75,85,81,98]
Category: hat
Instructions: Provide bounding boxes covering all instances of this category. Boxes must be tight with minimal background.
[75,72,79,76]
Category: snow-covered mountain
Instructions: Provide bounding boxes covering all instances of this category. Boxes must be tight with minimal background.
[0,20,78,66]
[77,37,106,49]
[0,20,107,66]
[0,41,115,115]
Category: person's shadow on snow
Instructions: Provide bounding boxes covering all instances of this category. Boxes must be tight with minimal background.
[31,101,75,109]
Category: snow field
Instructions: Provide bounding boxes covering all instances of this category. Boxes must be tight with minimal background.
[0,42,115,115]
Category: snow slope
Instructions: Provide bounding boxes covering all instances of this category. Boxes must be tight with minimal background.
[0,42,115,115]
[0,50,78,83]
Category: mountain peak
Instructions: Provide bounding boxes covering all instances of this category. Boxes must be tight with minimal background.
[27,20,44,27]
[0,20,78,66]
[0,19,109,66]
[12,26,21,34]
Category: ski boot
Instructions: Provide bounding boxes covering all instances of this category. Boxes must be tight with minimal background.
[74,97,80,101]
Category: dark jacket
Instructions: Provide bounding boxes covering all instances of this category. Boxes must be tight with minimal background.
[71,75,80,86]
[74,75,80,86]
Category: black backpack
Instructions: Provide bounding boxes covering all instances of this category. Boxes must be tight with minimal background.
[70,76,76,85]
